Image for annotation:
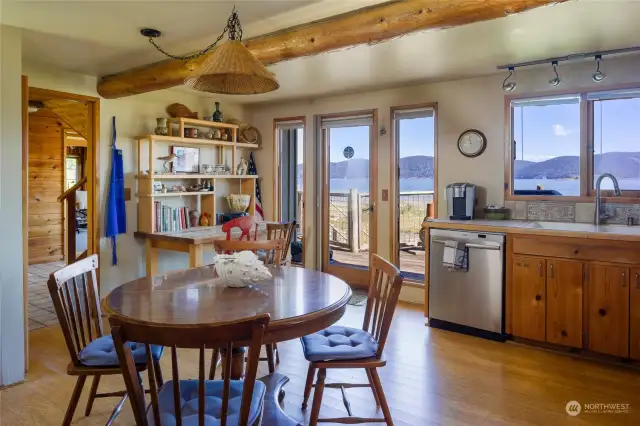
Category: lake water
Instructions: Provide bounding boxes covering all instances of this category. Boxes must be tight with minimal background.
[326,178,640,195]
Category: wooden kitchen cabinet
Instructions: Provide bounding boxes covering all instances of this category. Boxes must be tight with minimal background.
[631,269,640,360]
[586,264,629,358]
[546,259,583,348]
[512,256,546,342]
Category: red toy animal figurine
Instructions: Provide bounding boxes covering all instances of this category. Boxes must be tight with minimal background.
[222,215,259,241]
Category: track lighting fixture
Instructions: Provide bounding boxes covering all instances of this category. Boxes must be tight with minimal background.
[548,61,560,87]
[502,67,516,92]
[592,55,605,82]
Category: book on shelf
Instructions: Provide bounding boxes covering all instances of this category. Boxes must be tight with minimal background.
[153,201,192,233]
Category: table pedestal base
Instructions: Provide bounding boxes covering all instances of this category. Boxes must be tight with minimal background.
[259,373,302,426]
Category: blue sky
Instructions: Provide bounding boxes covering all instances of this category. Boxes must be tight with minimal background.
[514,97,640,162]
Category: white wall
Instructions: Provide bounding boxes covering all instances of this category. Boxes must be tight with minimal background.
[0,25,25,387]
[247,53,640,304]
[23,63,246,295]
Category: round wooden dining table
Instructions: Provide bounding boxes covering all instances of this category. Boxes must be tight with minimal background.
[102,265,352,426]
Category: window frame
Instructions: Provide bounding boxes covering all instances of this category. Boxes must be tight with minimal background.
[505,86,640,203]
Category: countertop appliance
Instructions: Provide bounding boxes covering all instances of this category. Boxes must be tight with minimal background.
[446,183,476,220]
[428,228,505,340]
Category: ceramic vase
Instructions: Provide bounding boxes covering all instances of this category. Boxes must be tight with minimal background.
[155,118,168,136]
[212,102,224,122]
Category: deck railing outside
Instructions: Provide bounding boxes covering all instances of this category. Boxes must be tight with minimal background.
[325,189,434,253]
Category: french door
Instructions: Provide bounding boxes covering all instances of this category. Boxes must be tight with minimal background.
[321,111,377,287]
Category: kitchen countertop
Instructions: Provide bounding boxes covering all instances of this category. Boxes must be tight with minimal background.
[424,218,640,242]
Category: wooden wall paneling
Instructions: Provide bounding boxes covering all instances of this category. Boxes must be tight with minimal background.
[27,111,64,264]
[586,264,630,358]
[546,259,583,348]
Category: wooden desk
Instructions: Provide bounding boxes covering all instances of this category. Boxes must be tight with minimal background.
[135,224,267,277]
[102,265,352,426]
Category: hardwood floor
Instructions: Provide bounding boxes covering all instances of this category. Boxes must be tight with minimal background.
[2,303,639,425]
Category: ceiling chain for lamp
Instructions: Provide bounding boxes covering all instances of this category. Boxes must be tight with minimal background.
[140,7,279,95]
[502,67,516,92]
[592,55,606,82]
[548,61,560,86]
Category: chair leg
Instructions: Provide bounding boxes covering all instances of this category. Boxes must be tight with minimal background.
[275,342,280,364]
[209,349,220,380]
[301,364,317,410]
[309,368,326,426]
[63,375,87,426]
[105,393,128,426]
[365,368,381,407]
[369,368,394,426]
[84,375,100,416]
[153,359,164,387]
[265,343,276,373]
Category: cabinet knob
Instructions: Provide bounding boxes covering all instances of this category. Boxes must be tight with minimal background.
[636,272,639,289]
[622,272,627,287]
[550,264,554,278]
[598,308,606,317]
[535,295,542,301]
[561,330,567,337]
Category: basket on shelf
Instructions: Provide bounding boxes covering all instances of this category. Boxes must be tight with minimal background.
[226,194,251,212]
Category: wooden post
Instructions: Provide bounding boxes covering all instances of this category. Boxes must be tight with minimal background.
[348,189,359,253]
[67,192,77,264]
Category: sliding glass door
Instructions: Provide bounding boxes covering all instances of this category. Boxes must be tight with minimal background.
[321,112,377,287]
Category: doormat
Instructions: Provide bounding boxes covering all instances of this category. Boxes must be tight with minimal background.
[348,290,368,306]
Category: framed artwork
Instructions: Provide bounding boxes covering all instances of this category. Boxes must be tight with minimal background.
[171,146,200,173]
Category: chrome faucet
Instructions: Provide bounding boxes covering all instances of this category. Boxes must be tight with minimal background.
[595,173,621,225]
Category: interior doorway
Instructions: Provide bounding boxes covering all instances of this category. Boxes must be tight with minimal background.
[321,110,378,288]
[22,81,100,366]
[274,117,305,265]
[391,104,437,283]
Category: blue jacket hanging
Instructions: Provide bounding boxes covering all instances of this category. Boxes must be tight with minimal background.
[106,116,126,265]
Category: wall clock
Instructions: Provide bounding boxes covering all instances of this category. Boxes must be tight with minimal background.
[457,129,487,158]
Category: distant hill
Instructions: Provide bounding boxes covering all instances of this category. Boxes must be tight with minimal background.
[515,152,640,179]
[297,155,435,180]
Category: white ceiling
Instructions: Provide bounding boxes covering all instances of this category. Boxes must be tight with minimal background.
[7,0,640,105]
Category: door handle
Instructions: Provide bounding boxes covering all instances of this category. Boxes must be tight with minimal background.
[622,271,627,287]
[636,272,639,289]
[538,262,543,277]
[549,264,554,278]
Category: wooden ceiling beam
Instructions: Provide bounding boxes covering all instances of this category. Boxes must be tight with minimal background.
[97,0,567,99]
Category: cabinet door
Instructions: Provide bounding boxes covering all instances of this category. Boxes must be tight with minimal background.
[546,259,583,347]
[631,269,640,360]
[512,256,546,341]
[587,264,629,357]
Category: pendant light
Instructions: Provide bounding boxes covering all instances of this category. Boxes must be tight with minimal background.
[141,8,279,95]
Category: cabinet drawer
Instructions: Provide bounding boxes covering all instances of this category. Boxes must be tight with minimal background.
[512,236,640,265]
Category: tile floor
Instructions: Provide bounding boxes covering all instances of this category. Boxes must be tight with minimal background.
[27,260,65,330]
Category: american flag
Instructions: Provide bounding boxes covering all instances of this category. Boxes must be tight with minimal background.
[248,152,264,220]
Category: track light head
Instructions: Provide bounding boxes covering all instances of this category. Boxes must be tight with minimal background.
[592,55,606,83]
[548,61,561,87]
[502,67,517,92]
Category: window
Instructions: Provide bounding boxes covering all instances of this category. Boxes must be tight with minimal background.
[65,156,80,189]
[592,92,640,191]
[508,89,640,198]
[511,97,581,196]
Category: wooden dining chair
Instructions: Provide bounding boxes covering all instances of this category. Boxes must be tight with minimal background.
[300,254,404,426]
[222,215,260,241]
[110,313,270,426]
[209,239,285,378]
[47,255,164,426]
[266,220,296,265]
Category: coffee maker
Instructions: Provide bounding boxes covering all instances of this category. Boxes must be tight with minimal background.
[446,183,476,220]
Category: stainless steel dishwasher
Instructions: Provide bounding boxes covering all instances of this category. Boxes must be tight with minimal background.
[429,228,505,340]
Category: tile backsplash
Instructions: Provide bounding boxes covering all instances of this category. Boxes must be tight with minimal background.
[505,200,640,224]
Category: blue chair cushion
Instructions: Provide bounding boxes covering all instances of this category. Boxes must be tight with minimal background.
[147,379,266,426]
[301,326,378,362]
[78,335,163,367]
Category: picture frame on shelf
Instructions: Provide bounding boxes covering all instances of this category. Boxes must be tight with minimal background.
[171,146,200,173]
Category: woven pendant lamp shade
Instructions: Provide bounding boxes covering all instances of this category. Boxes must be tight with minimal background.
[185,40,279,95]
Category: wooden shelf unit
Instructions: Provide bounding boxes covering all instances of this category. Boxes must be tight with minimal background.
[136,117,258,234]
